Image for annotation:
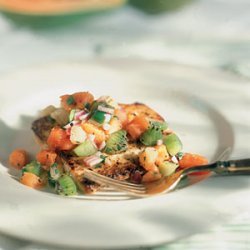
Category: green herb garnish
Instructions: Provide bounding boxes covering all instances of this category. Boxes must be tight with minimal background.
[66,95,75,105]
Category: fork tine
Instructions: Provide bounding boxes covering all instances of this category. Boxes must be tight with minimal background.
[83,170,146,195]
[83,172,145,193]
[84,176,146,196]
[84,169,145,190]
[61,156,146,196]
[62,157,145,190]
[85,170,145,188]
[85,169,145,190]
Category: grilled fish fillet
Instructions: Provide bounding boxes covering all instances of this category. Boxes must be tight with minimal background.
[31,103,163,194]
[62,143,146,194]
[120,102,164,121]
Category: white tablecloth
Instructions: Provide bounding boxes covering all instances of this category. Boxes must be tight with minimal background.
[0,0,250,249]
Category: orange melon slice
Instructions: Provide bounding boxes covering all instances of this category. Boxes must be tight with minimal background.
[0,0,125,16]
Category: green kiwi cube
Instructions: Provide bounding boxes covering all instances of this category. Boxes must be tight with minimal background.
[163,133,183,156]
[158,161,179,177]
[73,140,97,157]
[22,161,42,176]
[140,127,163,146]
[104,130,128,154]
[57,175,77,196]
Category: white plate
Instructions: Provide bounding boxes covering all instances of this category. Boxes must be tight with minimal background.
[0,59,249,249]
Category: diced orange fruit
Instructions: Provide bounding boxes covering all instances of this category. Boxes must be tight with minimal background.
[36,150,57,170]
[20,172,43,189]
[47,127,74,151]
[179,153,209,175]
[9,149,29,169]
[73,92,94,109]
[60,91,94,111]
[126,115,149,140]
[179,153,208,168]
[81,122,106,147]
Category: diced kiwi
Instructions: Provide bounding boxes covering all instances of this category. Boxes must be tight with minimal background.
[140,126,163,146]
[150,120,168,131]
[57,175,77,196]
[158,161,179,177]
[104,130,128,154]
[22,161,42,176]
[163,133,183,156]
[73,140,97,157]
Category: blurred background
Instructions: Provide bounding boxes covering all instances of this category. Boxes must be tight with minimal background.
[0,0,250,78]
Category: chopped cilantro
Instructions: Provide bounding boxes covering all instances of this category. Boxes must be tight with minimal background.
[100,155,107,161]
[84,103,91,110]
[176,152,184,160]
[66,95,75,105]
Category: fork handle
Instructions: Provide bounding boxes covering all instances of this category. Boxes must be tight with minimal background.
[186,159,250,175]
[214,158,250,175]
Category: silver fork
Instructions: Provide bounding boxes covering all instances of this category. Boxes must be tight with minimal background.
[83,158,250,197]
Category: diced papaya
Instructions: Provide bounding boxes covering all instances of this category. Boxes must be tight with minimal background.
[9,149,29,169]
[179,153,209,175]
[20,172,43,189]
[126,115,149,140]
[81,122,106,147]
[73,92,94,110]
[36,150,57,170]
[60,94,75,111]
[107,117,122,134]
[60,92,94,111]
[47,127,74,151]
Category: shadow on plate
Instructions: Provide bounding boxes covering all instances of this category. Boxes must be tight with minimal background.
[0,116,40,175]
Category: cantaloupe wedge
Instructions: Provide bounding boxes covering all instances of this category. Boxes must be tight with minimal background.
[0,0,125,16]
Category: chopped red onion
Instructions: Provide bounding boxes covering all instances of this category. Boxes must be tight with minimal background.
[75,110,87,120]
[99,141,106,150]
[84,155,103,167]
[79,113,89,121]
